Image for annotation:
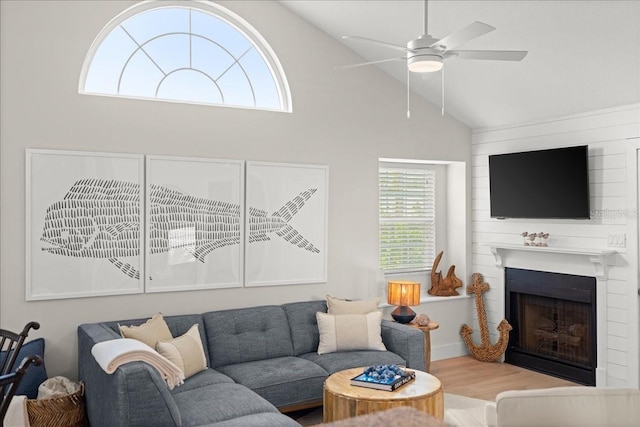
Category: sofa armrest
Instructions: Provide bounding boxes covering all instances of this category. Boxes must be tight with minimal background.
[485,401,497,427]
[380,320,426,371]
[494,387,640,427]
[78,324,181,427]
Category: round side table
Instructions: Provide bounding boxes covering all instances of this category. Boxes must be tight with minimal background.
[407,322,439,372]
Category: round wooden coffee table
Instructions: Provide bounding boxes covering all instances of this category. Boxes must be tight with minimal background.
[323,367,444,422]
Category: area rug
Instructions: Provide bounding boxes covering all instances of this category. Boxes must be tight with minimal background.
[443,393,491,427]
[291,393,491,426]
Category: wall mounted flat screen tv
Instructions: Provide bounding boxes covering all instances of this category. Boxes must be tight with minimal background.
[489,145,590,219]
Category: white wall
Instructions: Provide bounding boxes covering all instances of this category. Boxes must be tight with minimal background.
[471,104,640,387]
[0,0,472,378]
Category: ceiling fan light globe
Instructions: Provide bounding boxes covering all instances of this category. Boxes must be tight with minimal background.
[407,54,443,73]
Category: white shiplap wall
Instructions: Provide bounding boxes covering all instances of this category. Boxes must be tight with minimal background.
[471,104,640,387]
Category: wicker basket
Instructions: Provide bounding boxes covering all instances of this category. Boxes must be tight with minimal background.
[27,381,86,427]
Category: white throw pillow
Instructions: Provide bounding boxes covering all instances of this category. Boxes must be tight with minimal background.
[156,324,207,379]
[316,311,386,355]
[326,294,380,314]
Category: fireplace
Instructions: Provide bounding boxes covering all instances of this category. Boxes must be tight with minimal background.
[505,268,597,385]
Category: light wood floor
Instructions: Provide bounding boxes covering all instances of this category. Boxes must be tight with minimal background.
[430,356,580,401]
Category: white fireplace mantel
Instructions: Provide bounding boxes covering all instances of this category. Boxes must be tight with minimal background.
[487,243,616,279]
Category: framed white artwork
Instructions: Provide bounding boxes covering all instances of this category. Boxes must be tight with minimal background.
[245,161,328,286]
[145,156,244,292]
[26,149,145,300]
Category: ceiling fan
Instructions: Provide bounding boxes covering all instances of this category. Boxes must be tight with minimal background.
[337,0,528,116]
[340,0,528,72]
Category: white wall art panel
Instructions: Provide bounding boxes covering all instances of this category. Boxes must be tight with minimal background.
[145,156,244,292]
[26,149,144,300]
[245,162,328,286]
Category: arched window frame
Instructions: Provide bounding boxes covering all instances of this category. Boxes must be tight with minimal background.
[78,0,292,112]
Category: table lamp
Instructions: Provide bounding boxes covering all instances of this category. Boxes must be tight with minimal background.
[387,281,421,323]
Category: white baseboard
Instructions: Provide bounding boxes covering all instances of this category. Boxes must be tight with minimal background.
[432,342,470,361]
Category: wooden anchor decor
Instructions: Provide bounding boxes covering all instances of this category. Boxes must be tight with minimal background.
[428,251,462,296]
[460,273,512,362]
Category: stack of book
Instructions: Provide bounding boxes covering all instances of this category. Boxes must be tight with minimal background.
[350,365,416,391]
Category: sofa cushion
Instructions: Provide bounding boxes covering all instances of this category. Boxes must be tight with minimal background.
[156,324,207,379]
[326,295,380,314]
[316,311,386,354]
[216,356,328,409]
[172,382,282,427]
[170,368,234,395]
[119,313,173,348]
[299,350,406,374]
[203,306,294,367]
[282,300,327,355]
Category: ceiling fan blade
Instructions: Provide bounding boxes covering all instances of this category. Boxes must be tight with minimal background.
[431,21,495,50]
[342,36,408,52]
[445,50,528,61]
[334,57,406,70]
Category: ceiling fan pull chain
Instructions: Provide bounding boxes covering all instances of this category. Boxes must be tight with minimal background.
[407,66,411,118]
[441,65,445,116]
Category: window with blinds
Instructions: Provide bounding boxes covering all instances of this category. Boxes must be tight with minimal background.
[379,167,435,271]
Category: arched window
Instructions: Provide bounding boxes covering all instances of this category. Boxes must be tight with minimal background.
[79,1,291,112]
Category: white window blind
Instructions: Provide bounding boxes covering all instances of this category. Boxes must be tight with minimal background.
[379,167,435,271]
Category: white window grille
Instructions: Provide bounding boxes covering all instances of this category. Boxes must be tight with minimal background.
[79,1,291,112]
[379,167,436,271]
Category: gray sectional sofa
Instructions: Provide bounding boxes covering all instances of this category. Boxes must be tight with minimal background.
[78,300,426,427]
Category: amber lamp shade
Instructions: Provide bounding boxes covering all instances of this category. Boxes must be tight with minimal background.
[387,281,421,324]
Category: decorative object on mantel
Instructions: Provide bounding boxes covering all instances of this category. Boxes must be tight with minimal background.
[387,281,421,324]
[538,232,549,246]
[460,273,512,362]
[521,231,550,247]
[428,251,462,296]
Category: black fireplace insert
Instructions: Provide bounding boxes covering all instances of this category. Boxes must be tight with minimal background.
[505,267,596,385]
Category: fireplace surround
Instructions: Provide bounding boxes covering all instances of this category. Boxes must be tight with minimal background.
[488,243,616,386]
[505,267,597,385]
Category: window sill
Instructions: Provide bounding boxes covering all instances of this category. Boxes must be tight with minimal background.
[418,293,470,303]
[383,269,431,276]
[379,293,470,308]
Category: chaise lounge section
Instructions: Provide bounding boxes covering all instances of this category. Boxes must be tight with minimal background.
[444,386,640,427]
[78,300,425,427]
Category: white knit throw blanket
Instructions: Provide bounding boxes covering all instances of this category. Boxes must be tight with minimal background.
[5,395,30,427]
[91,338,185,389]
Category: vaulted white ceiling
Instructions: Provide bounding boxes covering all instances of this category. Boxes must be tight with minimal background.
[280,0,640,129]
